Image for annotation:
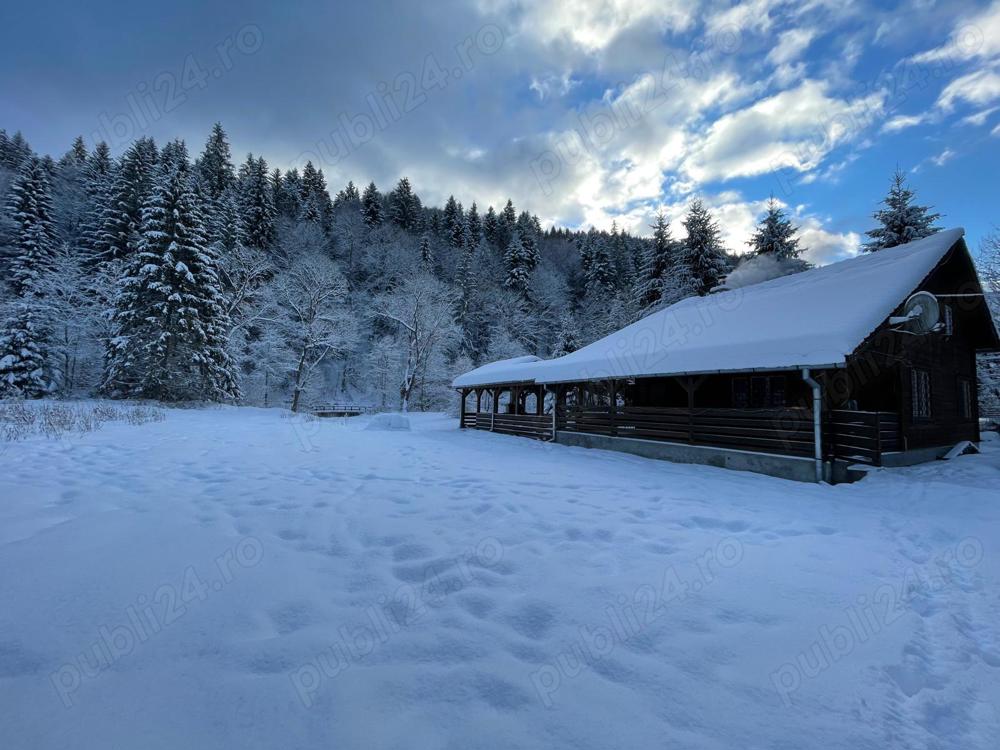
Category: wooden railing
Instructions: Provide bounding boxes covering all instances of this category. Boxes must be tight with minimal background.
[826,410,900,466]
[462,411,554,440]
[558,406,816,457]
[462,404,900,465]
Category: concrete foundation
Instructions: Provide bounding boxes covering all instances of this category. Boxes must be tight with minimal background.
[554,431,823,483]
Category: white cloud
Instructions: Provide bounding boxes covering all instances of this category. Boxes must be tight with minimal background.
[767,28,816,66]
[936,66,1000,110]
[480,0,695,54]
[880,113,930,133]
[960,106,998,126]
[911,0,1000,64]
[683,80,884,182]
[930,147,956,167]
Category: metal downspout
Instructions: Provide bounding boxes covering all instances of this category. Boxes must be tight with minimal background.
[801,368,824,483]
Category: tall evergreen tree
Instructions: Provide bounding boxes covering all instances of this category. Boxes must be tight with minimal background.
[0,156,57,397]
[466,202,481,247]
[237,154,275,251]
[197,122,235,200]
[863,169,941,252]
[5,156,57,295]
[749,198,802,259]
[635,212,675,314]
[503,230,533,294]
[104,165,238,400]
[94,137,158,261]
[681,199,728,295]
[361,181,383,227]
[582,228,614,294]
[483,205,500,247]
[277,168,302,218]
[516,211,541,271]
[389,177,420,230]
[334,180,361,209]
[551,314,582,357]
[419,234,434,271]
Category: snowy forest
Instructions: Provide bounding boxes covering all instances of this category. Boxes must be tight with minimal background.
[1,123,997,412]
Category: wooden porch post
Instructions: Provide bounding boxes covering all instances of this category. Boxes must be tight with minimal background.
[460,388,468,428]
[608,379,618,437]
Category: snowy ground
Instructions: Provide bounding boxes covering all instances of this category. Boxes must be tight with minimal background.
[1,406,999,749]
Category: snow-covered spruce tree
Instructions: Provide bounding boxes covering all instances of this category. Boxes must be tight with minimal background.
[582,228,614,295]
[483,205,500,247]
[635,212,675,315]
[681,199,729,295]
[78,142,114,263]
[0,305,49,398]
[237,154,276,251]
[334,180,360,209]
[299,161,333,228]
[159,138,190,174]
[361,181,382,227]
[419,234,434,271]
[503,230,533,295]
[0,130,33,171]
[466,202,481,247]
[516,211,541,271]
[551,313,582,357]
[389,177,421,231]
[5,155,57,296]
[103,165,239,401]
[95,137,159,262]
[443,195,463,245]
[863,169,941,252]
[749,198,802,259]
[196,122,235,201]
[277,168,302,218]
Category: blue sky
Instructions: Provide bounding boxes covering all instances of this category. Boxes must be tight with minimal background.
[2,0,998,262]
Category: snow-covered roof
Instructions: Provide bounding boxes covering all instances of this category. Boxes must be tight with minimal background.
[453,229,966,388]
[452,355,542,388]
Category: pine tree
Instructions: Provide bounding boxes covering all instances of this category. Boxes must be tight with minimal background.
[483,206,500,247]
[516,211,541,270]
[6,156,58,295]
[361,181,382,227]
[237,154,275,251]
[682,199,728,295]
[160,139,190,174]
[635,212,675,314]
[551,314,582,357]
[863,169,941,252]
[78,142,114,262]
[466,202,481,246]
[277,168,302,217]
[197,122,235,200]
[749,198,802,259]
[583,228,614,294]
[499,199,517,248]
[419,234,434,271]
[503,231,533,294]
[334,180,360,209]
[0,130,33,170]
[0,305,49,397]
[389,177,421,230]
[443,195,463,242]
[104,165,238,401]
[94,137,158,261]
[299,161,333,227]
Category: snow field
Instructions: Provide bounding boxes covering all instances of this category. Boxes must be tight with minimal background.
[1,406,998,749]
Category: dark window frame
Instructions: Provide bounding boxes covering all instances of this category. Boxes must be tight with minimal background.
[911,368,932,420]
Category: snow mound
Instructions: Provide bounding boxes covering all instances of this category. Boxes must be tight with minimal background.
[364,413,411,431]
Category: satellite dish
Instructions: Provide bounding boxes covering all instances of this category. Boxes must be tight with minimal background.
[889,291,940,333]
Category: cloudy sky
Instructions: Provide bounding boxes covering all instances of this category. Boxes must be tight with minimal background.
[3,0,999,262]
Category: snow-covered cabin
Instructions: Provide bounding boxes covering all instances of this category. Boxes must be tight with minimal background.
[453,229,1000,482]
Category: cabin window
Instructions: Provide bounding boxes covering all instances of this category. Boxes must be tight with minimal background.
[911,369,932,420]
[943,304,954,336]
[959,379,973,419]
[732,375,786,408]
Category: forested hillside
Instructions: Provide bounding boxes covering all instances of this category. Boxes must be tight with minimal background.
[0,124,940,411]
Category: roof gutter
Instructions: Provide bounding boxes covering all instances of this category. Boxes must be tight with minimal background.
[801,368,824,483]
